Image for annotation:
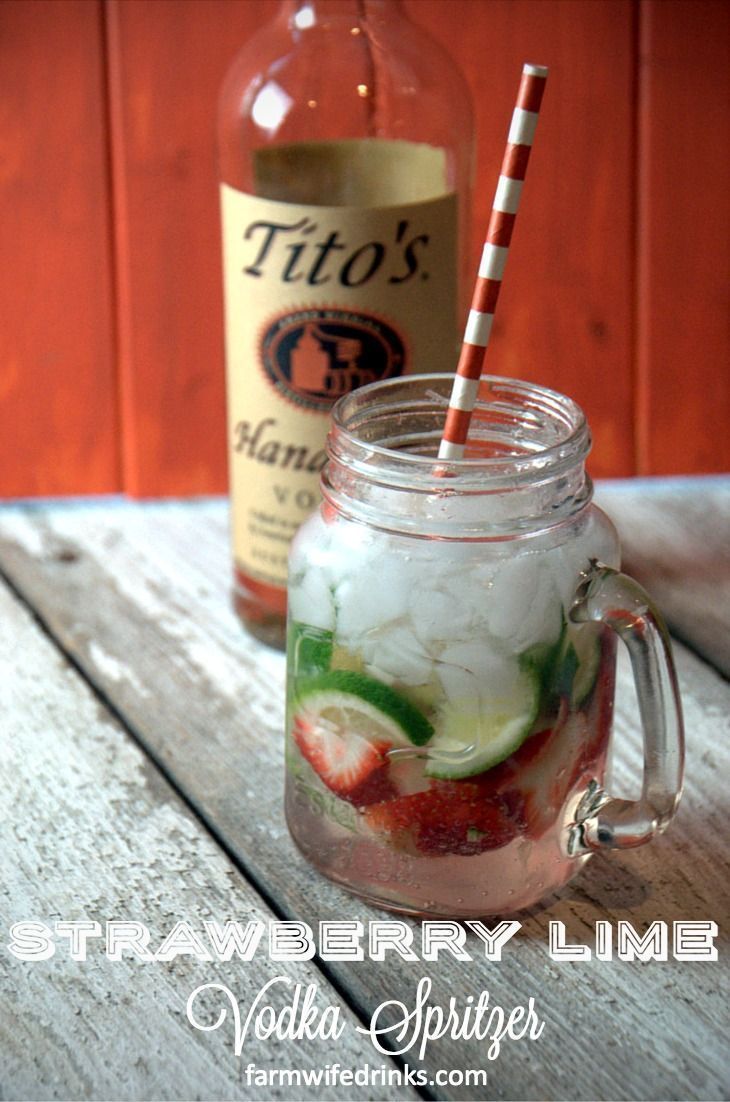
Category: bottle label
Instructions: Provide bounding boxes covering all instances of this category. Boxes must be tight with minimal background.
[220,140,458,590]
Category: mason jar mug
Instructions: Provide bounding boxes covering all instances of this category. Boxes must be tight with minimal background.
[284,375,684,917]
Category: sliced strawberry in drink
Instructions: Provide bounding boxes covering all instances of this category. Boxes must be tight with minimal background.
[290,670,434,807]
[517,707,593,841]
[429,779,521,852]
[420,717,571,844]
[365,779,519,857]
[530,642,614,833]
[464,703,574,842]
[511,724,556,767]
[498,786,528,830]
[292,715,395,806]
[471,725,556,795]
[519,788,555,840]
[417,788,518,856]
[364,791,418,837]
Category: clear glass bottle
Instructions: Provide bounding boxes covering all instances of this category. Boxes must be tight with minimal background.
[285,374,685,916]
[218,0,474,647]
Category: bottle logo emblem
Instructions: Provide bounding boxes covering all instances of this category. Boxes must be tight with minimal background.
[260,308,406,410]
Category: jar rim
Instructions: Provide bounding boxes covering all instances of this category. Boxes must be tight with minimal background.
[328,373,591,490]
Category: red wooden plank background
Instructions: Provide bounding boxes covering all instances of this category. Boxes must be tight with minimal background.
[105,0,270,496]
[414,0,637,477]
[636,0,730,475]
[0,0,118,496]
[0,0,727,497]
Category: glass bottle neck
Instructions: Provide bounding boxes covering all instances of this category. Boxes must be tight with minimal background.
[281,0,405,33]
[285,0,403,18]
[322,374,593,538]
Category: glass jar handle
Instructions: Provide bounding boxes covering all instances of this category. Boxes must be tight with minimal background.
[568,561,684,853]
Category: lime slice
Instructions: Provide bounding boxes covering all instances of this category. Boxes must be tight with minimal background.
[543,622,602,708]
[567,624,602,707]
[295,669,434,747]
[520,622,567,697]
[289,621,333,676]
[425,664,540,779]
[400,679,440,714]
[330,643,364,673]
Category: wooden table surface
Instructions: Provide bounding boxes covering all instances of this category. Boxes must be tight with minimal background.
[1,477,728,1102]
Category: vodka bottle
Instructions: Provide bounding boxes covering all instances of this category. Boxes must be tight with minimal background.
[218,0,473,646]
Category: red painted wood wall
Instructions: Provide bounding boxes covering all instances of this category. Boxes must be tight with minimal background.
[1,0,728,497]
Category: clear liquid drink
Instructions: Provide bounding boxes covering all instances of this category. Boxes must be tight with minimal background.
[284,375,684,916]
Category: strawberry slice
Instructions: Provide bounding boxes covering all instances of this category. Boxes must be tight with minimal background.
[518,644,615,840]
[292,715,395,806]
[418,784,518,855]
[365,780,519,856]
[469,725,556,796]
[456,719,565,842]
[516,708,594,841]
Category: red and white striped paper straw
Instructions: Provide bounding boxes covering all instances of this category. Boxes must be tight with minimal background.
[438,63,549,460]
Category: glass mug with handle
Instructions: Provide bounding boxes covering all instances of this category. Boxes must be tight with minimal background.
[284,375,684,917]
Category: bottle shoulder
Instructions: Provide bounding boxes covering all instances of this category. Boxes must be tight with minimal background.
[218,12,473,169]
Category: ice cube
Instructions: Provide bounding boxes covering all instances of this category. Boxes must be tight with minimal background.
[486,552,562,651]
[408,584,473,645]
[545,544,583,614]
[399,542,497,639]
[360,621,434,686]
[435,657,477,703]
[320,525,382,590]
[288,568,336,631]
[437,640,521,705]
[334,552,412,640]
[289,511,333,576]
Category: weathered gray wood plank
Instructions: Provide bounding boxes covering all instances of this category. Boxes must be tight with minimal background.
[0,576,414,1102]
[0,493,728,1101]
[596,477,730,676]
